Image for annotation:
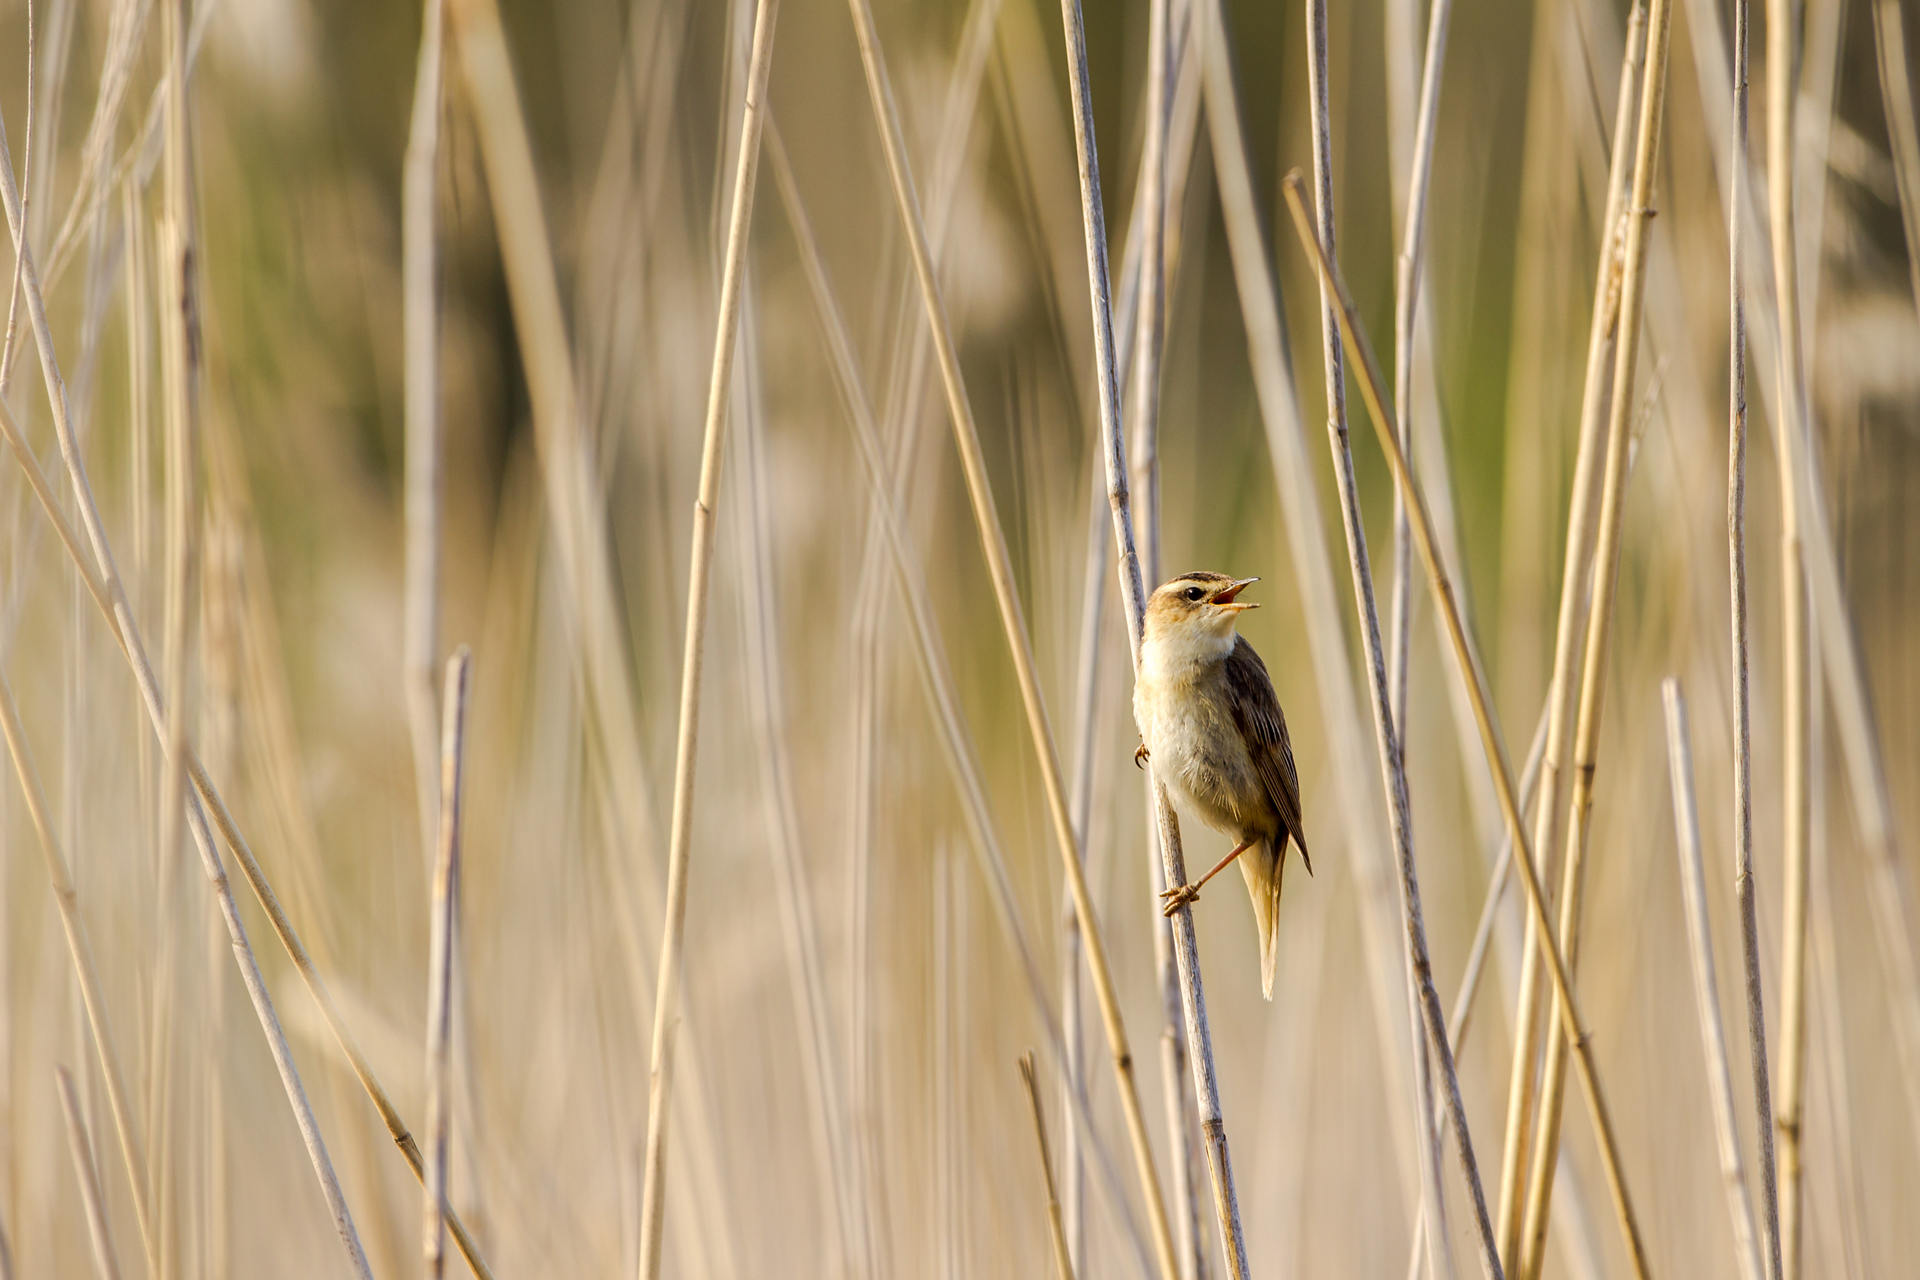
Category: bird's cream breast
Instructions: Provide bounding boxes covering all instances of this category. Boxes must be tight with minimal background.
[1135,627,1262,838]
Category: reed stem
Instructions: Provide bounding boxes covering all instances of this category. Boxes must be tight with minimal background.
[1281,167,1651,1280]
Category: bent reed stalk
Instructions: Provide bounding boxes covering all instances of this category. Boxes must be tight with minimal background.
[1280,168,1652,1280]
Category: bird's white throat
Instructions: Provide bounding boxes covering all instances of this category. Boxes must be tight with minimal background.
[1141,615,1239,689]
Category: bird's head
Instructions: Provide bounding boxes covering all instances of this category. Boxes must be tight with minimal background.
[1144,572,1259,658]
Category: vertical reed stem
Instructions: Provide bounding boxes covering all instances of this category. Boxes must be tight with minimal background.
[1056,0,1247,1272]
[1020,1053,1079,1280]
[1726,2,1782,1274]
[58,1066,124,1280]
[635,0,781,1272]
[1763,1,1812,1271]
[1494,9,1646,1264]
[423,649,471,1280]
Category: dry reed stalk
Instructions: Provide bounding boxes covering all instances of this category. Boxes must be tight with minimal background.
[1683,0,1920,1204]
[1875,0,1920,314]
[631,0,780,1268]
[404,0,448,869]
[1020,1053,1079,1280]
[1299,6,1496,1276]
[1128,3,1207,1275]
[1384,4,1458,1273]
[56,1065,123,1280]
[1493,7,1646,1261]
[1662,680,1766,1280]
[0,153,496,1280]
[39,0,148,287]
[1056,0,1249,1272]
[1195,0,1427,1208]
[765,128,1157,1278]
[0,666,153,1272]
[0,93,378,1280]
[846,4,1185,1277]
[1725,3,1782,1274]
[1279,169,1652,1280]
[1763,3,1812,1272]
[1511,1,1676,1269]
[424,650,471,1280]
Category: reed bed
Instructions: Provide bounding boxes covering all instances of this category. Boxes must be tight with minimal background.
[0,0,1917,1277]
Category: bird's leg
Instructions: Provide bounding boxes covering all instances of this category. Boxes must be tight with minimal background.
[1134,741,1151,769]
[1159,838,1255,916]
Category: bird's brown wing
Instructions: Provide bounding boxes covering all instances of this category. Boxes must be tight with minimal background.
[1225,636,1310,872]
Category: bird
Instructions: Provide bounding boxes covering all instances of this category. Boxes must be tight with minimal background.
[1133,571,1310,1000]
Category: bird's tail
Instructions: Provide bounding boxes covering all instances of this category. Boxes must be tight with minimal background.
[1237,836,1287,1001]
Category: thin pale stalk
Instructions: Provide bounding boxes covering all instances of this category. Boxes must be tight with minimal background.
[1726,2,1782,1274]
[1494,10,1646,1263]
[1020,1053,1079,1280]
[0,670,153,1273]
[1280,168,1651,1280]
[1764,1,1812,1271]
[1663,680,1767,1280]
[404,0,447,868]
[1385,5,1457,1275]
[423,650,470,1280]
[1300,6,1494,1275]
[1197,0,1426,1210]
[848,4,1184,1277]
[1513,0,1678,1269]
[1057,0,1250,1272]
[0,91,375,1280]
[57,1066,123,1280]
[1130,3,1204,1276]
[631,0,780,1268]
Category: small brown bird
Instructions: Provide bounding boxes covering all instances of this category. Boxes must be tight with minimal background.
[1133,572,1310,1000]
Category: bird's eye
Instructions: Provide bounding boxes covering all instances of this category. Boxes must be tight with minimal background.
[1184,586,1204,602]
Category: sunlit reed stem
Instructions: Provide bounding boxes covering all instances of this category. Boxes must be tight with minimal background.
[1763,0,1812,1271]
[632,0,781,1270]
[1299,5,1494,1276]
[1280,166,1651,1280]
[1494,7,1645,1264]
[1513,2,1675,1272]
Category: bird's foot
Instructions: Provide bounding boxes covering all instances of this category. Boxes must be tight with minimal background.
[1134,742,1151,769]
[1159,883,1200,916]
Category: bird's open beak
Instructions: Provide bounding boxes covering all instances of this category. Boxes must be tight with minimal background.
[1212,577,1260,611]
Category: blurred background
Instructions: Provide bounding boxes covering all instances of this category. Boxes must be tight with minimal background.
[1,0,1917,1276]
